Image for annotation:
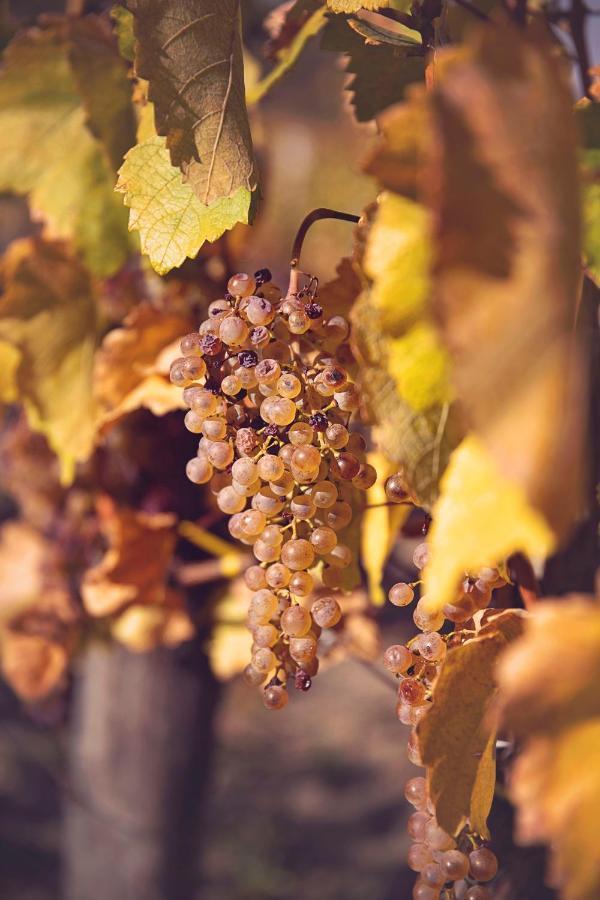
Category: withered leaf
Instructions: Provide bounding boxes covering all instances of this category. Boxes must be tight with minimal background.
[126,0,258,205]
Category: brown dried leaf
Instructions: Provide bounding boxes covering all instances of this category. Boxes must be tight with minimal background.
[418,610,525,837]
[81,496,177,617]
[0,522,50,623]
[112,590,195,652]
[94,302,191,430]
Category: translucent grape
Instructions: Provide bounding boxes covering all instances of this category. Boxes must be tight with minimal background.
[440,850,470,880]
[413,542,430,569]
[207,441,234,469]
[252,624,279,648]
[289,634,317,665]
[281,604,312,637]
[407,811,431,842]
[270,471,295,497]
[277,372,302,398]
[310,481,337,508]
[246,295,274,325]
[425,821,456,852]
[468,848,498,882]
[202,417,227,440]
[261,524,283,546]
[398,677,426,706]
[255,359,281,384]
[335,452,360,480]
[231,458,258,485]
[257,455,285,482]
[288,422,314,446]
[184,387,217,414]
[180,332,203,355]
[253,487,284,516]
[311,596,341,628]
[421,862,445,888]
[325,544,353,569]
[265,563,291,590]
[227,272,256,297]
[292,445,321,473]
[416,632,447,663]
[413,598,445,632]
[240,509,266,536]
[242,664,266,687]
[383,644,413,674]
[405,776,428,810]
[253,539,280,563]
[389,582,415,607]
[408,843,434,872]
[252,648,276,673]
[290,494,316,519]
[221,374,242,396]
[353,463,377,490]
[334,385,359,411]
[217,486,246,514]
[289,571,314,597]
[271,398,297,426]
[245,565,267,591]
[281,539,315,571]
[385,474,409,503]
[186,456,213,484]
[464,887,493,900]
[310,526,337,554]
[323,501,352,530]
[263,684,288,710]
[412,882,440,900]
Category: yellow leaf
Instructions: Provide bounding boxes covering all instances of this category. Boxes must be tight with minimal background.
[112,598,195,652]
[247,6,327,105]
[0,340,20,403]
[116,137,252,274]
[0,23,131,277]
[388,322,452,412]
[364,192,431,331]
[209,578,253,680]
[419,614,524,836]
[362,451,409,605]
[0,240,99,484]
[327,0,390,13]
[422,435,554,612]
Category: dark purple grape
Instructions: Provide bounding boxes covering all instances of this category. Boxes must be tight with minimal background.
[305,302,323,319]
[309,412,328,432]
[238,349,259,368]
[254,267,272,286]
[295,669,312,691]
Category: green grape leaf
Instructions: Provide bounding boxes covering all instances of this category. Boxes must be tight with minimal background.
[247,5,328,105]
[0,240,99,485]
[69,15,137,171]
[116,136,251,275]
[126,0,258,206]
[111,5,135,62]
[0,23,131,277]
[351,288,461,508]
[321,14,424,121]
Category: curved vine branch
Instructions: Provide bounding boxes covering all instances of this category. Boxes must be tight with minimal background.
[287,207,360,296]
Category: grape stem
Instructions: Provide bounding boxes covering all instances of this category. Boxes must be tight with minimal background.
[288,208,360,296]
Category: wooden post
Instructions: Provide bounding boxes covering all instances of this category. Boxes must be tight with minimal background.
[62,638,220,900]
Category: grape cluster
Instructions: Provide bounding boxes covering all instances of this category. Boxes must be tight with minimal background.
[383,548,507,898]
[171,268,375,710]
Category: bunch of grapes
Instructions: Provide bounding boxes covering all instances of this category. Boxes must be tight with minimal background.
[170,268,376,710]
[383,548,507,898]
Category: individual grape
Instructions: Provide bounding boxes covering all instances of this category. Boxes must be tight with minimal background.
[440,850,470,880]
[325,543,352,568]
[273,398,298,427]
[407,843,434,872]
[289,634,317,665]
[289,571,314,597]
[277,372,302,398]
[207,441,234,470]
[281,539,315,571]
[263,683,289,710]
[228,514,245,541]
[405,776,428,810]
[353,463,377,490]
[335,452,360,481]
[281,604,312,637]
[253,487,284,516]
[186,456,213,484]
[250,589,278,622]
[310,526,337,554]
[292,445,321,473]
[183,410,204,433]
[289,310,310,334]
[240,509,267,536]
[242,664,266,687]
[235,427,260,457]
[407,730,423,766]
[407,811,431,842]
[219,316,249,348]
[183,386,216,414]
[413,542,430,569]
[425,821,456,852]
[421,863,445,888]
[334,385,359,411]
[180,332,203,355]
[246,295,274,325]
[252,623,279,648]
[310,480,338,508]
[464,887,493,900]
[208,298,231,318]
[325,423,349,449]
[230,458,256,486]
[221,374,242,396]
[169,357,193,387]
[383,644,413,674]
[468,848,498,882]
[288,422,314,446]
[389,582,415,607]
[253,539,281,563]
[413,598,445,632]
[416,632,447,663]
[202,417,227,440]
[290,494,316,519]
[217,486,246,514]
[398,677,426,706]
[412,881,439,900]
[252,648,276,673]
[257,454,285,482]
[324,501,352,530]
[245,565,267,591]
[324,314,349,343]
[228,272,256,297]
[311,596,342,628]
[270,471,295,497]
[255,358,281,384]
[233,477,260,498]
[278,443,296,468]
[346,432,367,455]
[266,563,291,590]
[385,473,409,503]
[261,524,284,546]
